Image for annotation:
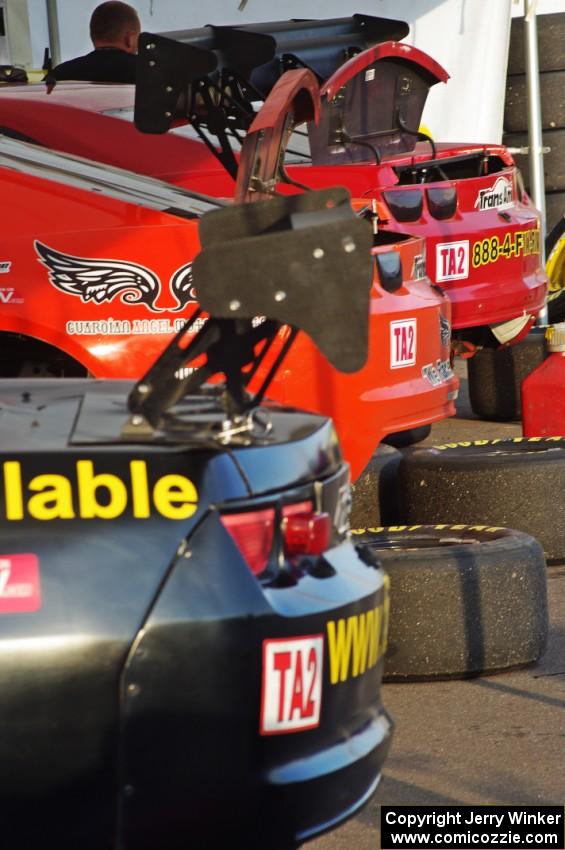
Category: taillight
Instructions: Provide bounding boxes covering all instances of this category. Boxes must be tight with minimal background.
[221,501,331,576]
[383,189,423,222]
[283,502,332,557]
[426,187,457,220]
[221,508,274,576]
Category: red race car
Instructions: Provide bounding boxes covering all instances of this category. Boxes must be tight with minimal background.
[0,70,456,480]
[0,18,545,347]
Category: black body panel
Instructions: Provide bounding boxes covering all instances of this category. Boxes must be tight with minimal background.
[0,378,392,848]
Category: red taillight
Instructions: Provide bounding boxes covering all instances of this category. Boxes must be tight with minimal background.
[283,511,332,557]
[221,501,332,576]
[221,508,274,576]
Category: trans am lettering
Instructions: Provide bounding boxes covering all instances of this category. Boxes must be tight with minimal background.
[1,460,199,521]
[35,241,162,311]
[474,176,513,212]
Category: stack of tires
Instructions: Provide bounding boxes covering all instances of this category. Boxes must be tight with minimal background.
[353,439,553,682]
[504,12,565,326]
[504,12,565,235]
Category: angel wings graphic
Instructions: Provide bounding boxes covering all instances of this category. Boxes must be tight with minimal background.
[35,242,200,313]
[35,241,163,311]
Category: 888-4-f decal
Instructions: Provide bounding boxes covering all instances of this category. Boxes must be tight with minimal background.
[472,229,540,268]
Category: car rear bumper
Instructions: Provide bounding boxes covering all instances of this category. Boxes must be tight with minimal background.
[269,709,393,845]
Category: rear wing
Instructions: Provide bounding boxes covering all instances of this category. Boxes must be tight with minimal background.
[134,14,409,175]
[125,187,373,436]
[158,15,409,92]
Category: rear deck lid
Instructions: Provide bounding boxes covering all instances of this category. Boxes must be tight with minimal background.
[309,42,448,165]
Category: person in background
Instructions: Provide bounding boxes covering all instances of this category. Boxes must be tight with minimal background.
[50,1,140,83]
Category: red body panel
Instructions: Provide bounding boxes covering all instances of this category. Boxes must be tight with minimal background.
[0,156,456,479]
[0,80,545,332]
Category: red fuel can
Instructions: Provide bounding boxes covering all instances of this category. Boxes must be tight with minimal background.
[522,323,565,437]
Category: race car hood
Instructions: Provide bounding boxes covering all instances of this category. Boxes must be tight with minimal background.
[0,134,221,220]
[0,379,342,499]
[309,42,449,165]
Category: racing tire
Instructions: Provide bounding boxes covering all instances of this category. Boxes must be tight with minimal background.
[396,437,565,562]
[352,525,548,681]
[382,424,431,449]
[467,329,547,421]
[508,12,565,75]
[350,445,402,529]
[545,216,565,323]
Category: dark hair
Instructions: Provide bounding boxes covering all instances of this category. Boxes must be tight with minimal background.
[90,1,140,43]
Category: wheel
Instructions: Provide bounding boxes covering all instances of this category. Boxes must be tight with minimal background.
[382,424,431,449]
[466,329,547,421]
[350,444,402,529]
[396,437,565,562]
[546,216,565,323]
[352,525,548,680]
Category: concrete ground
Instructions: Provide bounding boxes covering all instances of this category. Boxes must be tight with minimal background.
[311,361,565,850]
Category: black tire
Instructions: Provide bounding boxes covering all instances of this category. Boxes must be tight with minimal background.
[504,128,565,192]
[467,329,547,421]
[352,525,548,680]
[508,12,565,75]
[397,437,565,562]
[382,424,431,449]
[350,445,402,529]
[505,71,565,133]
[546,215,565,323]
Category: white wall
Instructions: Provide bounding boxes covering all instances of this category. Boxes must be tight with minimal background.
[27,0,50,66]
[30,0,562,143]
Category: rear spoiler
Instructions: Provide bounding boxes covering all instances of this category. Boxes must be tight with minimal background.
[135,14,408,141]
[158,15,409,90]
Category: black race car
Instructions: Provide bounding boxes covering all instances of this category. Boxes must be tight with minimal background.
[0,190,392,849]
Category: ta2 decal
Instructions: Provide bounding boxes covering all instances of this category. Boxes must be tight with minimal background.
[435,240,469,282]
[0,261,12,274]
[390,319,417,369]
[472,229,540,268]
[260,635,324,734]
[474,176,513,212]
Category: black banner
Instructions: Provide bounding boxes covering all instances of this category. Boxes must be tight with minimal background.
[381,806,564,849]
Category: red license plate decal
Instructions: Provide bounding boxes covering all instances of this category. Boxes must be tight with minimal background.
[0,553,41,613]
